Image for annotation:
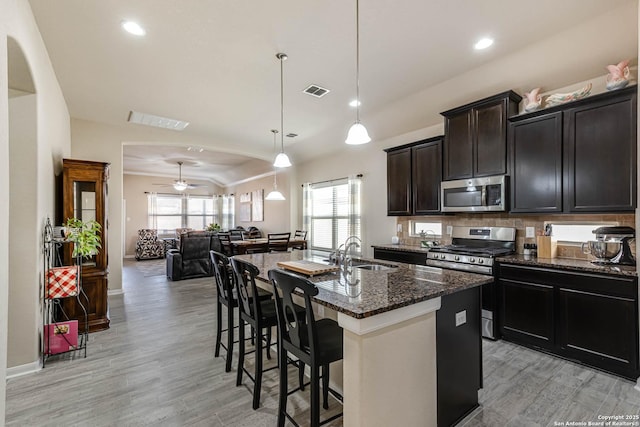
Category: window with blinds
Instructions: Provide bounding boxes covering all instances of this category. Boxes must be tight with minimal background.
[306,178,361,251]
[148,194,233,232]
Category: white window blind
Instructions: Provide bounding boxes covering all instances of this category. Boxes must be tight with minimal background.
[547,221,617,244]
[147,194,233,231]
[303,176,361,251]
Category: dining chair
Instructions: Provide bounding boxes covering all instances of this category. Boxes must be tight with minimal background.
[268,232,291,252]
[230,229,244,241]
[292,230,307,250]
[217,232,233,256]
[268,268,344,427]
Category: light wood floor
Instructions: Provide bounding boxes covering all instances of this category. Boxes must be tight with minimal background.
[5,259,640,426]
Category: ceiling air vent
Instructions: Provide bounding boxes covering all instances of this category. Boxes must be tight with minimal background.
[303,84,330,98]
[127,110,190,131]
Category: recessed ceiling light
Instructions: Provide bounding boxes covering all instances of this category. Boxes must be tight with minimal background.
[121,20,146,36]
[349,100,361,107]
[474,37,493,50]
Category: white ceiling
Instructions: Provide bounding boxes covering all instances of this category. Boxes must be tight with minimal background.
[26,0,637,186]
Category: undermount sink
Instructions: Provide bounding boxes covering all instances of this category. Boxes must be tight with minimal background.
[354,264,393,271]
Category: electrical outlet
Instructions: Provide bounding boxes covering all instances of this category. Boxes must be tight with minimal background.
[397,224,402,233]
[317,305,325,317]
[446,225,453,235]
[526,227,535,238]
[455,310,467,327]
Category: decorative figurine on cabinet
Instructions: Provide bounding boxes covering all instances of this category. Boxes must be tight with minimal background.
[523,87,542,112]
[606,59,631,90]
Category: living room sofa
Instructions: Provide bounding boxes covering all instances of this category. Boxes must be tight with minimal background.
[166,231,221,280]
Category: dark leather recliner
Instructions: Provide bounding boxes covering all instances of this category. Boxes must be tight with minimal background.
[166,234,217,281]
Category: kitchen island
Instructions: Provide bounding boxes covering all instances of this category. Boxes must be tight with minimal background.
[233,250,492,426]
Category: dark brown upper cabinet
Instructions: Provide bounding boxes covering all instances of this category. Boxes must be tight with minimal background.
[508,85,637,213]
[564,87,637,212]
[386,146,412,215]
[441,91,521,181]
[509,111,563,213]
[385,136,443,216]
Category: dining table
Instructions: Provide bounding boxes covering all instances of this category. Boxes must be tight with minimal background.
[227,237,307,254]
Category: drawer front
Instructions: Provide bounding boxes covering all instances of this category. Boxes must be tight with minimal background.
[498,263,637,299]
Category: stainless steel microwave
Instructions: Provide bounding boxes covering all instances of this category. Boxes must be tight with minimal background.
[441,175,507,212]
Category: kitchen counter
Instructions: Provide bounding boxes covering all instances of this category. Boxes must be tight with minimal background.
[232,250,490,427]
[371,243,430,254]
[234,250,491,319]
[497,254,638,277]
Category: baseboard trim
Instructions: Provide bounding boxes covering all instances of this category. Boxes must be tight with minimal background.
[6,360,41,379]
[108,288,124,296]
[123,255,135,259]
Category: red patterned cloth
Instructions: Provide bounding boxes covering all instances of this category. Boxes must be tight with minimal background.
[47,266,78,298]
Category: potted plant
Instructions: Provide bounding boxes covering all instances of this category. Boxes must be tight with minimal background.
[64,218,102,258]
[206,223,221,232]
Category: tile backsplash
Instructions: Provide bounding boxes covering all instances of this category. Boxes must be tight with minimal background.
[395,213,636,260]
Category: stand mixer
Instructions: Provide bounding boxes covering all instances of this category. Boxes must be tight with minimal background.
[587,226,636,266]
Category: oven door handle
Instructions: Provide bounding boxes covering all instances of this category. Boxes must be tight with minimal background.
[481,186,487,206]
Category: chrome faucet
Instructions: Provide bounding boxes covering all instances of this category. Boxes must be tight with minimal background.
[342,236,362,273]
[330,243,345,267]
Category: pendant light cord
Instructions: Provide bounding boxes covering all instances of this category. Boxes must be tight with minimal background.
[355,0,361,123]
[280,55,285,153]
[272,129,279,187]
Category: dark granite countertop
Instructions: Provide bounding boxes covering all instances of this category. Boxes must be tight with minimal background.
[372,244,431,254]
[233,250,492,319]
[496,254,638,278]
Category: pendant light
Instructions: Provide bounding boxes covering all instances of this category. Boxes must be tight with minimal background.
[273,53,292,167]
[345,0,371,145]
[266,129,286,201]
[173,161,188,191]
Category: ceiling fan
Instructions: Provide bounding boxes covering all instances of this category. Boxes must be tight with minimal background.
[153,161,206,191]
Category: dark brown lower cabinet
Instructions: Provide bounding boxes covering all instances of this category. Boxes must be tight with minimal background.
[437,286,481,427]
[373,247,428,265]
[557,287,637,379]
[500,279,554,350]
[497,263,639,380]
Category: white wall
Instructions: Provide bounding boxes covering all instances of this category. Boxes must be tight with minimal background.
[8,94,39,368]
[226,170,292,235]
[294,125,443,258]
[0,27,8,426]
[123,173,222,256]
[1,0,72,421]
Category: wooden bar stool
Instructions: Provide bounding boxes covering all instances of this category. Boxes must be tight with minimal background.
[231,257,300,409]
[268,268,344,427]
[210,251,271,373]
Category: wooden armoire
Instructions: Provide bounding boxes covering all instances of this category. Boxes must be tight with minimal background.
[61,158,110,332]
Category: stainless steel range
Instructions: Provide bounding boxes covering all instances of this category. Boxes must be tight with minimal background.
[426,226,516,339]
